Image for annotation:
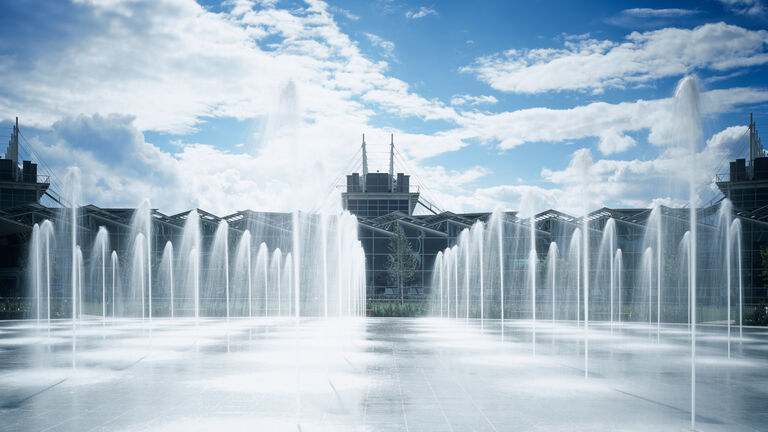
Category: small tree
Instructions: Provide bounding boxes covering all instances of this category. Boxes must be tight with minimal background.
[761,247,768,287]
[388,225,418,304]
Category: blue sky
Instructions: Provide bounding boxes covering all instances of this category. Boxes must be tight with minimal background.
[0,0,767,215]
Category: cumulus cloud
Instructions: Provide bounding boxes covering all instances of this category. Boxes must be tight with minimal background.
[454,85,768,154]
[406,6,436,19]
[598,130,636,154]
[462,22,768,94]
[418,124,749,216]
[0,0,470,211]
[418,165,491,192]
[2,0,766,216]
[534,125,748,213]
[0,0,456,135]
[31,113,431,215]
[33,114,186,211]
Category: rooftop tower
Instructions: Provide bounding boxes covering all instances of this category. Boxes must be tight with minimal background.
[717,113,767,211]
[0,117,50,210]
[342,135,419,218]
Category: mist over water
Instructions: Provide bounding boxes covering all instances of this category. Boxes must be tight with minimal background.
[26,178,366,321]
[429,76,747,430]
[12,76,767,432]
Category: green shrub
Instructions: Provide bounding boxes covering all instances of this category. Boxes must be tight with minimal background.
[367,302,426,317]
[746,302,768,326]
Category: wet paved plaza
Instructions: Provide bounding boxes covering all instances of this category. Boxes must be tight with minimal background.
[1,317,767,431]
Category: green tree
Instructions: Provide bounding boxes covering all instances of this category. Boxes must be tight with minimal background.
[761,247,768,287]
[388,225,418,305]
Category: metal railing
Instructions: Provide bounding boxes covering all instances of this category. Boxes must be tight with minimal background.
[715,173,730,183]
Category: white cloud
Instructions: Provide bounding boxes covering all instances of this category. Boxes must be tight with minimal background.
[328,5,359,20]
[418,124,749,215]
[0,0,470,213]
[418,165,491,192]
[454,85,768,154]
[620,8,698,18]
[536,125,748,212]
[0,0,457,136]
[450,94,498,106]
[718,0,765,16]
[405,6,436,19]
[34,113,454,215]
[598,129,636,154]
[462,22,768,94]
[3,1,767,216]
[34,114,187,211]
[605,9,698,29]
[364,32,396,59]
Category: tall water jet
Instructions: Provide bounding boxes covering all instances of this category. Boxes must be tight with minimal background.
[583,216,589,379]
[111,251,118,318]
[41,220,54,325]
[444,248,451,317]
[72,188,78,322]
[674,75,702,430]
[569,229,582,325]
[161,241,174,318]
[615,249,623,323]
[679,231,691,328]
[643,205,664,338]
[445,251,450,317]
[656,212,662,338]
[224,228,230,321]
[130,200,152,319]
[191,248,200,319]
[547,242,559,323]
[731,219,743,339]
[271,249,282,317]
[284,253,293,317]
[256,242,268,317]
[321,213,329,318]
[92,227,110,321]
[336,214,344,317]
[453,245,459,319]
[76,246,84,319]
[461,229,470,321]
[358,245,366,316]
[435,252,443,317]
[133,233,146,319]
[601,219,616,326]
[62,167,81,324]
[178,210,201,318]
[471,221,485,323]
[719,200,733,357]
[234,230,252,318]
[643,247,654,327]
[292,211,301,320]
[210,220,230,320]
[530,216,536,323]
[486,209,505,326]
[30,224,41,322]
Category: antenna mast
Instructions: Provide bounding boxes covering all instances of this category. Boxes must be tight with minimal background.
[389,134,394,192]
[361,133,368,192]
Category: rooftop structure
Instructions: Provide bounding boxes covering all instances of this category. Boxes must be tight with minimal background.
[341,134,420,218]
[1,117,768,311]
[0,118,49,210]
[717,113,767,211]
